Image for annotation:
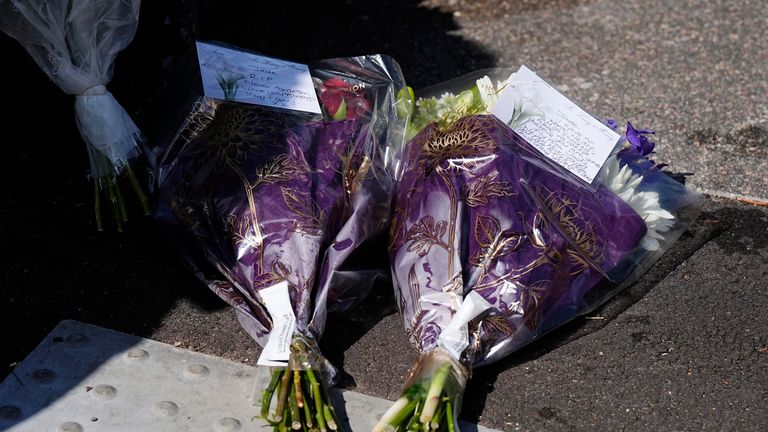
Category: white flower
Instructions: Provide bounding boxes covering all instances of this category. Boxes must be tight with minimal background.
[475,74,515,111]
[435,93,457,117]
[601,157,675,251]
[476,76,498,110]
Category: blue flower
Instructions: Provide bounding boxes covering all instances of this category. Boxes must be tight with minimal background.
[619,122,656,163]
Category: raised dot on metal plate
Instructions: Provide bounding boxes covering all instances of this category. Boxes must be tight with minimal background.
[65,333,89,345]
[90,384,117,400]
[58,422,84,432]
[125,348,149,360]
[0,405,21,421]
[184,364,210,379]
[151,401,179,417]
[32,368,56,383]
[214,417,242,431]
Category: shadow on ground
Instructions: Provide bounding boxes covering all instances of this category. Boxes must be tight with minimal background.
[0,0,494,387]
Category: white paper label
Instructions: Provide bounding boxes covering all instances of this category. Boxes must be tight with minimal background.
[196,41,321,114]
[437,291,493,360]
[492,65,620,184]
[257,281,297,367]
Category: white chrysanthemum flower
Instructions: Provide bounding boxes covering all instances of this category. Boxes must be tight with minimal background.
[602,156,675,251]
[435,92,458,117]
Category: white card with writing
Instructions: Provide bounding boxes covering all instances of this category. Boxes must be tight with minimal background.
[196,41,321,114]
[492,65,620,184]
[257,281,297,367]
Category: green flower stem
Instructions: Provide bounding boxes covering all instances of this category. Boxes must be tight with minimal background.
[407,411,422,432]
[290,384,301,430]
[260,336,341,431]
[90,146,150,232]
[307,372,327,432]
[381,354,466,432]
[105,178,123,232]
[114,177,128,223]
[412,399,424,431]
[279,410,289,432]
[302,390,314,429]
[294,371,305,408]
[373,396,409,432]
[445,399,455,432]
[323,404,338,431]
[304,369,333,431]
[124,162,150,216]
[420,362,452,424]
[389,398,418,428]
[260,367,340,431]
[94,179,103,232]
[261,369,284,420]
[275,367,293,422]
[430,399,445,430]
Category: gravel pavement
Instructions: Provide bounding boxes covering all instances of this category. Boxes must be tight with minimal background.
[427,0,768,203]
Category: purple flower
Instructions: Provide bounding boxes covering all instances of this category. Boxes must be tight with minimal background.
[619,122,656,162]
[604,118,619,130]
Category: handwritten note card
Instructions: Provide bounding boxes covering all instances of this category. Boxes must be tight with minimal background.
[492,65,620,184]
[257,281,297,367]
[196,41,321,114]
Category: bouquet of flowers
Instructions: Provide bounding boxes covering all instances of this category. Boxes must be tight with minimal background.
[0,0,149,230]
[376,69,703,431]
[153,50,410,431]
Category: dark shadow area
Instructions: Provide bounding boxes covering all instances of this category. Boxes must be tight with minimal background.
[192,0,496,88]
[112,0,498,117]
[422,0,591,21]
[321,234,400,388]
[0,29,219,384]
[0,0,495,402]
[708,206,768,255]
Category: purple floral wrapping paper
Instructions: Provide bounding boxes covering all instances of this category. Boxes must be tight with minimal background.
[152,54,408,349]
[389,115,648,366]
[156,99,392,347]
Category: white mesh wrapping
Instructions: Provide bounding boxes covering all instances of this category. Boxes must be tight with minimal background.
[0,0,143,175]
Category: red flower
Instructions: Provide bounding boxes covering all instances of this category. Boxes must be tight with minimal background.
[319,78,371,120]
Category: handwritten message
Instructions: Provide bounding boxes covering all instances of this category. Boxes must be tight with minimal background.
[196,41,321,114]
[257,281,297,367]
[492,65,620,184]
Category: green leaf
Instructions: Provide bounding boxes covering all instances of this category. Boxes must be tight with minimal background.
[332,98,348,120]
[396,86,415,120]
[470,85,486,111]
